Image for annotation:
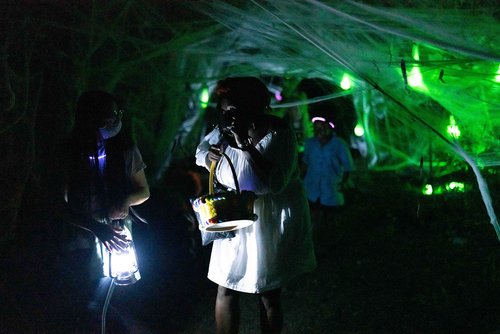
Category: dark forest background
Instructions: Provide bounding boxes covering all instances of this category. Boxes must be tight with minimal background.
[1,1,499,333]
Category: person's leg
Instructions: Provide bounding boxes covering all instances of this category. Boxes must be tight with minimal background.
[309,200,325,256]
[258,288,283,334]
[215,285,240,334]
[327,205,345,246]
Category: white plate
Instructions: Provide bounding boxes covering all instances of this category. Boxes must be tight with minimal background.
[200,219,256,232]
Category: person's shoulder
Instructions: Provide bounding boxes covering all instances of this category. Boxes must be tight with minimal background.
[206,126,221,137]
[329,135,350,151]
[333,135,349,146]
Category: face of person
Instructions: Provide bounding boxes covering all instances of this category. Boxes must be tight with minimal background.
[98,105,123,139]
[220,98,238,121]
[219,98,251,134]
[313,121,332,140]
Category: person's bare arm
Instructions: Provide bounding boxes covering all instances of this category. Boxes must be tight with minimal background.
[126,169,150,206]
[108,169,150,220]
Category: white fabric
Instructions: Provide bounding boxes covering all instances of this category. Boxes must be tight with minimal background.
[195,126,316,293]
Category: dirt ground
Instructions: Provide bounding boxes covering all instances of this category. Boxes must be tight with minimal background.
[174,172,500,334]
[2,171,500,333]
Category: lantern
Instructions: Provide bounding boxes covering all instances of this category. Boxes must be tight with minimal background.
[109,224,140,286]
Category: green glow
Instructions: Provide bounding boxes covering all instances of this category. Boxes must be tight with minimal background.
[434,186,444,195]
[408,44,426,89]
[408,66,424,87]
[496,64,500,83]
[422,183,449,196]
[412,44,420,61]
[423,182,467,196]
[354,123,364,137]
[447,116,461,139]
[446,181,465,192]
[423,184,433,195]
[200,87,209,109]
[340,73,351,90]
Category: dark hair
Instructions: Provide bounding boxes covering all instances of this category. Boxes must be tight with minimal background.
[216,77,270,114]
[71,90,120,152]
[67,90,132,217]
[75,90,119,129]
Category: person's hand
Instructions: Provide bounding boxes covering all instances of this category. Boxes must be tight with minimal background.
[228,118,249,147]
[91,222,129,253]
[230,125,254,150]
[108,201,129,220]
[207,145,223,162]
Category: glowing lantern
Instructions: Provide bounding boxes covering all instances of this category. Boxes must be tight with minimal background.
[109,225,140,286]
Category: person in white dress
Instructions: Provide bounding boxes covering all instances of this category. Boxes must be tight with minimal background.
[195,77,316,333]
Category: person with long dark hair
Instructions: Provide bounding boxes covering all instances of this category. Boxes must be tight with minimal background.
[62,90,149,331]
[195,77,316,333]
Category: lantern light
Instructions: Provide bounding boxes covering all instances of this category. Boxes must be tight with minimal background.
[109,225,140,286]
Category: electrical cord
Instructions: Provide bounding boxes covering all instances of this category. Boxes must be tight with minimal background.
[101,278,116,334]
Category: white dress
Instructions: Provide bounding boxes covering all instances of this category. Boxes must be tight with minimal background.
[195,126,316,293]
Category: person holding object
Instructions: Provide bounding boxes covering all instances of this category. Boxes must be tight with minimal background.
[195,77,316,333]
[61,90,149,331]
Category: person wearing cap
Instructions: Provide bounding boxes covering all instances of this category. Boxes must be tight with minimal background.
[302,116,354,258]
[195,76,316,333]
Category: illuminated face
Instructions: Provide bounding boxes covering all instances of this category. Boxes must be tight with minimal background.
[100,107,123,128]
[98,105,124,139]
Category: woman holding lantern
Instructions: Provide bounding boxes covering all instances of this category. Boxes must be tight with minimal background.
[195,76,316,333]
[62,90,149,331]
